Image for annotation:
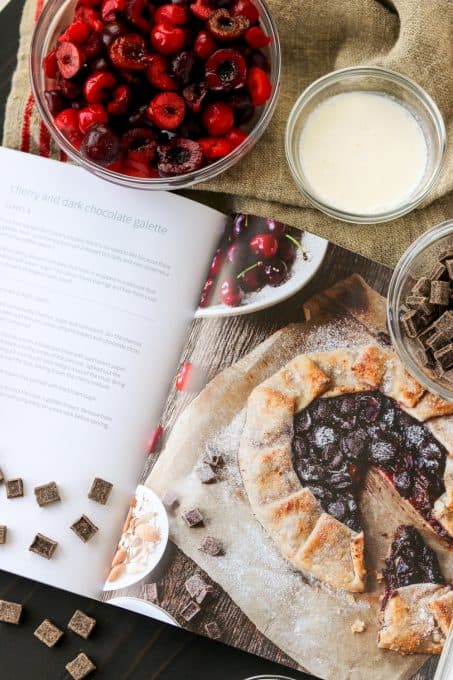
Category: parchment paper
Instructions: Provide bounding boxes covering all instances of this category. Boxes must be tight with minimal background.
[147,275,453,680]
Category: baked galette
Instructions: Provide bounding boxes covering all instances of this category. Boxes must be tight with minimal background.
[239,345,453,593]
[379,525,453,654]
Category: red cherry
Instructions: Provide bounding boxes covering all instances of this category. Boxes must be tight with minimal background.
[58,21,91,44]
[43,49,59,79]
[225,128,248,149]
[101,0,126,21]
[277,238,296,265]
[44,90,65,116]
[209,249,224,278]
[265,218,286,238]
[109,33,148,70]
[83,70,116,103]
[84,31,103,59]
[231,0,259,24]
[194,30,217,59]
[146,54,178,90]
[154,4,189,25]
[238,264,263,292]
[176,361,192,390]
[247,66,272,106]
[122,159,156,177]
[151,22,185,55]
[78,103,108,133]
[199,136,232,159]
[249,233,278,259]
[54,108,83,147]
[147,92,186,130]
[190,0,213,21]
[125,0,153,32]
[244,26,270,48]
[199,277,216,307]
[202,101,234,136]
[74,6,104,31]
[76,0,102,7]
[56,42,84,79]
[123,127,157,162]
[107,84,132,116]
[226,242,247,268]
[220,276,243,307]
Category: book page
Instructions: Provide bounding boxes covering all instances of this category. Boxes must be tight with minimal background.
[0,147,226,598]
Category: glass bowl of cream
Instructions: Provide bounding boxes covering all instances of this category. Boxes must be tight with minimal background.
[285,66,446,224]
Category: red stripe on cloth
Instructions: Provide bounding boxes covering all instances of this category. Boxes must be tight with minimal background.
[34,0,44,21]
[39,121,51,157]
[20,93,35,153]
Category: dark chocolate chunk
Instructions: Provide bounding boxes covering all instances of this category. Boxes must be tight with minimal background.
[435,310,453,337]
[29,533,58,559]
[184,573,214,604]
[430,280,450,305]
[443,367,453,384]
[439,247,453,261]
[65,652,96,680]
[183,507,204,527]
[180,600,201,622]
[429,261,447,281]
[401,310,422,338]
[0,526,6,544]
[199,536,224,556]
[203,450,224,468]
[142,583,159,603]
[71,515,98,543]
[426,331,449,351]
[34,481,60,507]
[204,621,221,639]
[411,276,431,296]
[406,295,434,316]
[0,600,22,624]
[417,325,437,346]
[68,609,96,639]
[446,259,453,279]
[162,490,179,511]
[434,344,453,371]
[196,464,217,484]
[6,478,23,499]
[34,619,63,647]
[88,477,113,505]
[415,347,434,368]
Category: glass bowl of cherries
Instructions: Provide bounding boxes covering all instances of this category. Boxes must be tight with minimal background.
[30,0,281,189]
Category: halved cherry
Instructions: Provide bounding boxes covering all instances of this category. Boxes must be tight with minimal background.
[202,101,234,136]
[157,138,203,175]
[122,127,157,162]
[199,136,232,159]
[83,31,103,59]
[147,92,185,130]
[78,103,108,134]
[154,3,189,25]
[74,6,104,31]
[182,81,207,113]
[107,84,132,115]
[190,0,214,21]
[123,158,158,177]
[109,33,148,70]
[146,54,177,90]
[54,108,83,147]
[244,25,270,48]
[207,9,249,42]
[44,90,66,116]
[43,49,59,79]
[231,0,259,24]
[76,0,102,7]
[125,0,153,33]
[56,42,84,79]
[83,70,116,103]
[247,66,272,105]
[225,127,248,149]
[58,21,91,45]
[205,48,246,91]
[194,29,217,59]
[151,21,185,55]
[101,0,126,22]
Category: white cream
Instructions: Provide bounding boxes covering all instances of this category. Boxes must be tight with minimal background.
[298,91,428,215]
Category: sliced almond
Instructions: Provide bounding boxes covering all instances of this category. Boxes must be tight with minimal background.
[107,564,125,582]
[112,549,127,567]
[135,524,160,542]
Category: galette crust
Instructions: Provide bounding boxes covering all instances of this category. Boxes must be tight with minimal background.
[378,584,453,654]
[238,345,453,593]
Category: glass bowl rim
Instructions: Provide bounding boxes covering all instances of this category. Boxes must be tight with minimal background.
[387,219,453,402]
[284,65,447,224]
[29,0,282,190]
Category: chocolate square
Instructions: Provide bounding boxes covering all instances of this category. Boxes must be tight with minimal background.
[142,583,159,603]
[200,536,224,556]
[411,276,431,297]
[429,261,447,281]
[446,259,453,280]
[34,481,60,507]
[162,490,179,511]
[430,280,450,305]
[68,609,96,639]
[6,478,23,499]
[65,653,96,680]
[0,600,22,624]
[426,331,448,351]
[88,477,113,505]
[71,515,98,543]
[439,247,453,261]
[434,343,453,371]
[0,526,7,544]
[401,310,422,338]
[34,619,63,647]
[183,507,204,527]
[434,310,453,336]
[204,621,221,639]
[196,464,217,484]
[184,573,214,604]
[29,533,58,559]
[417,325,437,346]
[180,601,201,622]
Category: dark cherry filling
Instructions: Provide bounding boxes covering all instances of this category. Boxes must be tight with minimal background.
[382,525,444,606]
[292,391,450,541]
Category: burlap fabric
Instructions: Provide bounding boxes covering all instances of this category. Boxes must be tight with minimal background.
[3,0,453,266]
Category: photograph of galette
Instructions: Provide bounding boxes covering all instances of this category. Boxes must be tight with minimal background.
[103,236,453,680]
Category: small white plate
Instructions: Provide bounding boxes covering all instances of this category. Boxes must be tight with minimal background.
[108,596,179,626]
[195,231,328,318]
[103,485,169,592]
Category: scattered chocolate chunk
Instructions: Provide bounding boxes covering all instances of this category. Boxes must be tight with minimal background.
[184,573,214,604]
[6,478,23,499]
[434,344,453,371]
[204,621,221,639]
[435,310,453,336]
[196,464,217,484]
[430,280,450,305]
[71,515,98,543]
[68,609,96,639]
[66,652,96,680]
[162,490,179,511]
[429,261,447,281]
[142,583,159,603]
[34,619,63,647]
[203,450,224,468]
[0,526,7,544]
[406,295,434,316]
[200,536,224,556]
[446,259,453,279]
[0,600,22,624]
[411,276,431,296]
[426,330,449,351]
[180,600,201,622]
[88,477,113,505]
[418,325,438,345]
[29,533,58,559]
[401,309,422,338]
[34,481,60,507]
[183,507,204,527]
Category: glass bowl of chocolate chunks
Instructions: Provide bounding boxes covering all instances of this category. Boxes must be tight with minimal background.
[388,220,453,400]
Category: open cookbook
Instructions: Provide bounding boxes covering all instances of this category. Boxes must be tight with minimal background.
[1,146,453,680]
